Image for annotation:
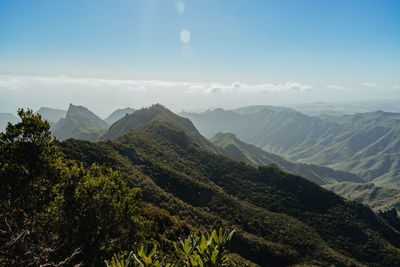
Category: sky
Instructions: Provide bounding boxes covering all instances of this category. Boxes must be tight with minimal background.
[0,0,399,117]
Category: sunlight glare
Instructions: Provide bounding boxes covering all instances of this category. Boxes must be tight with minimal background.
[180,29,190,43]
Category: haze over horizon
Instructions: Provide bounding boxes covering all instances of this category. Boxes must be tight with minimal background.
[1,0,399,116]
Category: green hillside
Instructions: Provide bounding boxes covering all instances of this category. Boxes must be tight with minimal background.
[183,107,400,188]
[211,132,363,185]
[101,104,219,152]
[59,105,400,266]
[52,104,109,141]
[104,107,135,125]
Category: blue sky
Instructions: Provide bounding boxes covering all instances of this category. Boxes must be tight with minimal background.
[0,0,399,114]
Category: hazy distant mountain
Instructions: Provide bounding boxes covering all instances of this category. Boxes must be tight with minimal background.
[324,182,400,211]
[183,106,400,188]
[52,104,109,141]
[60,106,400,266]
[0,113,19,132]
[232,105,296,115]
[291,99,400,116]
[104,107,135,125]
[211,132,363,185]
[36,107,67,124]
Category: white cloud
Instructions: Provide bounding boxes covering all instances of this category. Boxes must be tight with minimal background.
[0,75,315,95]
[185,81,314,94]
[0,75,195,92]
[0,75,26,90]
[392,85,400,89]
[326,84,347,90]
[362,81,379,87]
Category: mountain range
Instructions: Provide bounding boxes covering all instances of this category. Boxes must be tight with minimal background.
[182,106,400,188]
[211,132,363,185]
[58,104,400,266]
[3,103,400,212]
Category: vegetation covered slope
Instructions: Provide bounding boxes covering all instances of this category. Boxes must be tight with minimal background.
[104,107,135,125]
[101,104,219,152]
[52,104,109,141]
[211,132,363,185]
[324,182,400,212]
[183,107,400,187]
[60,105,400,266]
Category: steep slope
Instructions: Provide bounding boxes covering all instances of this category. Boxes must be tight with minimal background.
[60,110,400,266]
[35,107,67,124]
[101,104,219,152]
[183,107,400,187]
[0,113,19,132]
[52,104,109,141]
[324,182,400,212]
[211,132,363,185]
[104,107,135,125]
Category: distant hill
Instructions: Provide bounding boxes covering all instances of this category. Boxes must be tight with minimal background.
[101,104,219,152]
[104,107,135,125]
[35,107,67,124]
[0,113,19,132]
[232,105,296,115]
[60,106,400,266]
[183,107,400,188]
[52,104,109,141]
[291,99,400,116]
[211,132,363,185]
[324,182,400,212]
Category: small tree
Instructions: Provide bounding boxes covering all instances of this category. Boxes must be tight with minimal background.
[0,109,64,265]
[0,109,149,266]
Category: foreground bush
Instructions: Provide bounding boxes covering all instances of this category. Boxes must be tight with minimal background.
[105,228,235,267]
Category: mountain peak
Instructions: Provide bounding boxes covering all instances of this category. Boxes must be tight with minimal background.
[101,105,219,152]
[52,104,108,141]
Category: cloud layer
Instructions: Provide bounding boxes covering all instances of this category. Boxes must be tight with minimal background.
[0,75,316,94]
[0,74,321,116]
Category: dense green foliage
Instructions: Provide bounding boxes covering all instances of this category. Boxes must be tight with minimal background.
[183,106,400,188]
[0,109,147,266]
